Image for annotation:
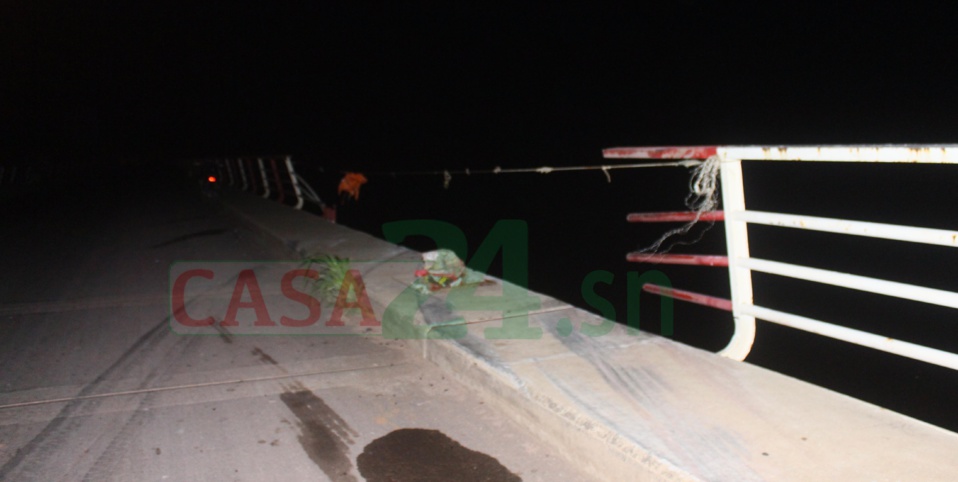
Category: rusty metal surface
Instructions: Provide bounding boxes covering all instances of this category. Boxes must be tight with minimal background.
[603,146,718,159]
[642,283,732,311]
[626,253,730,267]
[627,210,725,223]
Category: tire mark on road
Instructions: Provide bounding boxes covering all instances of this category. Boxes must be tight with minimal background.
[280,381,359,482]
[0,314,182,479]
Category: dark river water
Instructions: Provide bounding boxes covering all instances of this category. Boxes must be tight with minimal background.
[297,159,958,432]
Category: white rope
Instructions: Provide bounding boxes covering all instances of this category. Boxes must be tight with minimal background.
[359,159,702,178]
[687,154,720,213]
[633,155,722,256]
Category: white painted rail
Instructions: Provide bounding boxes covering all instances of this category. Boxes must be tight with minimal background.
[732,210,958,247]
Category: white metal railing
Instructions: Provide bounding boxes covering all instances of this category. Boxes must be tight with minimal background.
[204,156,336,224]
[211,156,313,210]
[607,145,958,370]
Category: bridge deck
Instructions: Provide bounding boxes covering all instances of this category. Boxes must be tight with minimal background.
[0,171,589,481]
[2,169,957,481]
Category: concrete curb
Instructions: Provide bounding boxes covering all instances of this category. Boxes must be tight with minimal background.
[218,191,694,480]
[219,189,958,482]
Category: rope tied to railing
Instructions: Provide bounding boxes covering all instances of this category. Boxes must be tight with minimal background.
[354,159,701,187]
[632,155,722,257]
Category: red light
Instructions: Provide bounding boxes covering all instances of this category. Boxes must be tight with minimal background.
[208,176,217,183]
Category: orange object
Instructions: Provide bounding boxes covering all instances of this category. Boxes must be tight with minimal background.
[338,172,368,201]
[208,176,217,183]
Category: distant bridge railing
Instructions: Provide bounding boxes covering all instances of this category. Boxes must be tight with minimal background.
[207,157,332,221]
[607,145,958,370]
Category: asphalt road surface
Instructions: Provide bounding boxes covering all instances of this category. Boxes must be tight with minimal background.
[0,166,591,481]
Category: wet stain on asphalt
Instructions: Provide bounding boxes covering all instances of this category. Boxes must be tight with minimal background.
[150,228,230,248]
[280,383,359,482]
[357,428,522,482]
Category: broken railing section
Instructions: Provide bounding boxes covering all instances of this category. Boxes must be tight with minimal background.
[210,156,336,222]
[625,210,732,315]
[608,145,958,371]
[641,284,732,312]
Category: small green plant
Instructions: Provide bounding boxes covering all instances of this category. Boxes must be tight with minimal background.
[300,254,351,302]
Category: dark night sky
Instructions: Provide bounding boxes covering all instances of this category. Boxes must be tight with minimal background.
[5,1,958,168]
